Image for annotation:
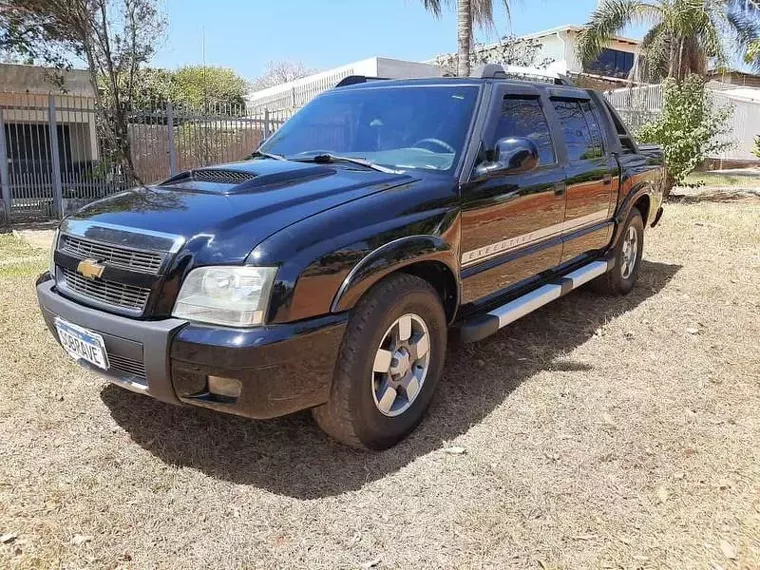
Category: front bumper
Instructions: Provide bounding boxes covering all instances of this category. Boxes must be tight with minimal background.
[37,276,348,419]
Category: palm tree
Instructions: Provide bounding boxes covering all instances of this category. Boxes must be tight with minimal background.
[422,0,511,77]
[576,0,760,82]
[746,38,760,67]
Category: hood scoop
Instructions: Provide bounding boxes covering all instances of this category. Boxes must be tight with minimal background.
[159,162,334,195]
[164,168,256,185]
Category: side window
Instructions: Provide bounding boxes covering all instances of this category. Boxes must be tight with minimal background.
[551,99,605,161]
[493,97,556,166]
[580,100,605,157]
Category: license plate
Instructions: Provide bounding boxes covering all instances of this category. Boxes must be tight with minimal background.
[55,318,110,370]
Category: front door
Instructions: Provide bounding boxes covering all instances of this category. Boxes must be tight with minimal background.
[548,96,617,263]
[460,88,566,307]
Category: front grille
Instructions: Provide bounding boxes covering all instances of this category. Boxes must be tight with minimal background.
[61,267,151,312]
[109,354,147,382]
[60,234,164,274]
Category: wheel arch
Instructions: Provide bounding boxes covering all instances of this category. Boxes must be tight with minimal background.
[633,193,651,225]
[612,181,655,249]
[330,235,460,323]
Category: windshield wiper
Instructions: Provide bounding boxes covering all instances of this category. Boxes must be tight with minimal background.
[291,153,402,174]
[251,150,285,161]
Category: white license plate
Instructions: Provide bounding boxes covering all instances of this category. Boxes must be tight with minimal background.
[55,318,110,370]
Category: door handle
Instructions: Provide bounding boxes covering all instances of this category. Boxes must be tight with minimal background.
[602,174,613,185]
[553,182,566,195]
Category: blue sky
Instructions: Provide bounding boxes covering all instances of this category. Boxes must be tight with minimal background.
[153,0,647,80]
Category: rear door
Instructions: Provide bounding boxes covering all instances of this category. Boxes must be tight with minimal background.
[549,93,618,263]
[459,85,567,307]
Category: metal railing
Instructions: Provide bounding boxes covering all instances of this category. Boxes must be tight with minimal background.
[0,93,294,224]
[604,84,663,131]
[247,67,357,112]
[604,83,760,161]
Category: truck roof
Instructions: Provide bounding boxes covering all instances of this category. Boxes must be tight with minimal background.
[335,64,578,92]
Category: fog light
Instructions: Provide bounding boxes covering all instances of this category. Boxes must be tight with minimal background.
[208,376,242,399]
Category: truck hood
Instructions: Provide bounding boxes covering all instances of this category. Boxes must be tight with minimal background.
[68,159,415,265]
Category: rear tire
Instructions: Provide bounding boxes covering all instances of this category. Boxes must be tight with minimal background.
[593,207,644,296]
[312,273,447,450]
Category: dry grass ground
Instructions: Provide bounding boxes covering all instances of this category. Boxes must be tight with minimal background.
[684,170,760,190]
[1,192,759,570]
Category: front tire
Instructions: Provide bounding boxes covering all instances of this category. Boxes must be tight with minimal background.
[312,273,447,450]
[593,207,644,295]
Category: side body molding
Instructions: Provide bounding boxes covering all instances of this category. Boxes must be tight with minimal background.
[330,235,459,314]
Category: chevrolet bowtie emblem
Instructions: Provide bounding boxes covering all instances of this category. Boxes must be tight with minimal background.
[76,259,106,280]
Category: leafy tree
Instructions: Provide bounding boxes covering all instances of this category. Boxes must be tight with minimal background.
[422,0,511,77]
[170,66,247,109]
[753,135,760,158]
[250,60,316,91]
[129,67,175,107]
[0,0,70,66]
[434,35,554,75]
[127,66,248,112]
[576,0,760,82]
[0,0,165,183]
[636,75,733,195]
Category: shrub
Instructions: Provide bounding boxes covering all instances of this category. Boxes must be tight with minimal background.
[753,135,760,159]
[636,75,734,196]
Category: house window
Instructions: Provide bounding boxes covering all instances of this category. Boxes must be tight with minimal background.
[585,48,635,78]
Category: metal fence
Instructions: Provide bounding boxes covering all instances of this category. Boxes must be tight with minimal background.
[604,84,664,131]
[0,92,294,224]
[604,82,760,161]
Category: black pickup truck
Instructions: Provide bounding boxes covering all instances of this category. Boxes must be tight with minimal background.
[37,65,664,450]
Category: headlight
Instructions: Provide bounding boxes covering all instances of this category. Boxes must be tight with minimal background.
[49,229,60,279]
[172,266,277,327]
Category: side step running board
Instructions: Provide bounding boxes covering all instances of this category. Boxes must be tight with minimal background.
[459,260,610,343]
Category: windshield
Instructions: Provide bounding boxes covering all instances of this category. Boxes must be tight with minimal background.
[260,85,479,173]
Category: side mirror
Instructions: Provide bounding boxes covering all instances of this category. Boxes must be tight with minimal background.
[474,137,540,178]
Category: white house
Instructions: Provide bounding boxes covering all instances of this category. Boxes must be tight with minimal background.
[517,25,640,79]
[246,26,642,112]
[0,64,100,174]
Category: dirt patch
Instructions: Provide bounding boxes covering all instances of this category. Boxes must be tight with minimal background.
[1,199,759,569]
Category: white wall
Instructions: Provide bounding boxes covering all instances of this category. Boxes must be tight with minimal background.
[713,92,760,161]
[0,64,93,96]
[375,58,442,79]
[474,27,641,77]
[247,57,443,112]
[534,33,572,75]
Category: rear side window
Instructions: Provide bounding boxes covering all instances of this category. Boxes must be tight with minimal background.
[551,99,605,161]
[492,97,556,166]
[604,100,637,153]
[580,100,606,154]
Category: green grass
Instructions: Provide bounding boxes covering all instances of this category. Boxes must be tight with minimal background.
[0,233,42,259]
[0,260,47,279]
[683,171,760,188]
[0,233,47,278]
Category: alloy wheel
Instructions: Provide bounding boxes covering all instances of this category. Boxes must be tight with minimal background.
[621,225,638,279]
[371,313,431,417]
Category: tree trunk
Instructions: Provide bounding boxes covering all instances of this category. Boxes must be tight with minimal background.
[677,36,685,82]
[457,0,472,77]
